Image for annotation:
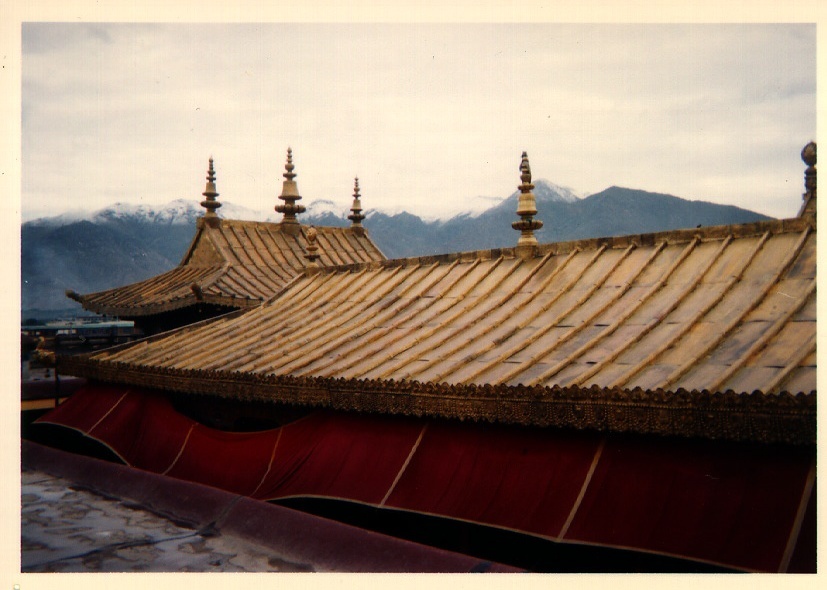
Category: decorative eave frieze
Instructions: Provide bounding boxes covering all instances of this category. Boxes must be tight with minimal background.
[57,355,816,445]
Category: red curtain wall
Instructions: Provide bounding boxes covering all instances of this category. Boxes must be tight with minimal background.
[35,384,815,572]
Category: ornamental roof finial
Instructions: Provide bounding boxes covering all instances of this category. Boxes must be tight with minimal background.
[200,157,221,221]
[799,141,816,218]
[512,151,543,253]
[276,147,306,231]
[348,176,366,233]
[304,225,321,273]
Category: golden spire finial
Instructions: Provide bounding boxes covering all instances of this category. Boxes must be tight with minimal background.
[284,147,296,181]
[348,176,366,233]
[799,142,816,217]
[276,147,305,231]
[520,151,533,187]
[200,157,221,223]
[512,151,543,252]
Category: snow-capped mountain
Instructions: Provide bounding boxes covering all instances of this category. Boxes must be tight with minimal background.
[27,199,270,227]
[25,179,585,229]
[22,181,774,316]
[472,179,583,220]
[409,194,507,222]
[529,180,583,203]
[25,208,93,227]
[90,200,201,225]
[304,198,343,217]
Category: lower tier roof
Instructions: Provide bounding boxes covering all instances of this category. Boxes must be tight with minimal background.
[70,218,386,317]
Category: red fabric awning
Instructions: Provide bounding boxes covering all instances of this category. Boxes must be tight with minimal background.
[35,384,815,572]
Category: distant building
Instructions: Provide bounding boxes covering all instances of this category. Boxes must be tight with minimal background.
[66,149,385,335]
[41,145,816,572]
[21,320,137,347]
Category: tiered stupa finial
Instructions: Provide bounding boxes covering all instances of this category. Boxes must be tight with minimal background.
[304,225,321,273]
[348,176,366,234]
[200,157,221,225]
[275,147,306,233]
[799,141,816,218]
[512,151,543,253]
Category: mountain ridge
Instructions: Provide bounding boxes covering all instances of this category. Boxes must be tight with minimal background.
[24,179,582,227]
[21,182,773,318]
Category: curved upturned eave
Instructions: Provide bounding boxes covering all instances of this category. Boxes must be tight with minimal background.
[67,261,227,317]
[73,291,262,318]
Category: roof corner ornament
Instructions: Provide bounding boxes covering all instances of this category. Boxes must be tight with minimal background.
[348,176,366,234]
[304,225,321,273]
[200,157,222,226]
[276,147,306,234]
[799,141,816,218]
[512,151,543,256]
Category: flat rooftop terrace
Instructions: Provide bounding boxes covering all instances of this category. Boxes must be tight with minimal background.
[20,441,520,574]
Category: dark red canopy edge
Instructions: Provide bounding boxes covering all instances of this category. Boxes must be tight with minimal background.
[35,384,815,572]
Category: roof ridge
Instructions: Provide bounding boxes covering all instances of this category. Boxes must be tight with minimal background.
[307,215,814,276]
[214,218,364,233]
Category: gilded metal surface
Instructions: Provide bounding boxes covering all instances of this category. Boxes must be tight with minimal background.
[274,147,306,225]
[199,157,221,218]
[799,141,817,217]
[512,152,543,247]
[348,177,365,229]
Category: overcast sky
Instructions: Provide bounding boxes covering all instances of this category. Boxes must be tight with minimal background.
[21,23,815,221]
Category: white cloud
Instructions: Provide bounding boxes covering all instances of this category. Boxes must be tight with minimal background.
[22,23,815,221]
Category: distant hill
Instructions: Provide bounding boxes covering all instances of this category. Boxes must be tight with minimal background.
[21,181,772,319]
[365,183,772,258]
[22,220,195,315]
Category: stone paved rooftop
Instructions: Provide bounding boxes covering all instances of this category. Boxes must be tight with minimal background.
[19,440,521,574]
[22,469,315,573]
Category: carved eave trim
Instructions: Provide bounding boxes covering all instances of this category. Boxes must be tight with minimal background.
[58,356,816,445]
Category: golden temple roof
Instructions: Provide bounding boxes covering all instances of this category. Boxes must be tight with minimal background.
[63,215,815,443]
[60,147,817,444]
